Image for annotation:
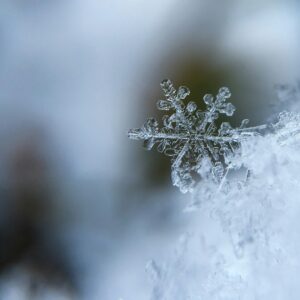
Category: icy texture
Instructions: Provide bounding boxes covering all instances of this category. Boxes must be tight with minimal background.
[128,79,267,193]
[128,80,300,299]
[146,112,300,300]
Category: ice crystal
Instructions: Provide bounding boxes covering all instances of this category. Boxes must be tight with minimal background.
[128,79,267,193]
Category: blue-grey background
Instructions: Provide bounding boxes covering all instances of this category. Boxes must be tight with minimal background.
[0,0,299,299]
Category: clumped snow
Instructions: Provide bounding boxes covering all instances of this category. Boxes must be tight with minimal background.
[145,111,300,299]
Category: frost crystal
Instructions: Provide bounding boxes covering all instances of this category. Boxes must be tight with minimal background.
[128,79,267,192]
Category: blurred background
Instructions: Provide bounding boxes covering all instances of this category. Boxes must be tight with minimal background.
[0,0,299,299]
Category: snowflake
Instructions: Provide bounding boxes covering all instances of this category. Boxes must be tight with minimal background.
[128,79,267,193]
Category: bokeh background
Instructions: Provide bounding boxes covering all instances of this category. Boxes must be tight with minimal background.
[0,0,299,299]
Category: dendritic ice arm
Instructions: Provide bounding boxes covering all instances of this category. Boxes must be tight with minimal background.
[128,79,267,193]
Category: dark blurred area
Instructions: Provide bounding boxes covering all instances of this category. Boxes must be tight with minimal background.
[0,0,299,299]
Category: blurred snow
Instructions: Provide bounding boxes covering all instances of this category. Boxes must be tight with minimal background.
[0,0,177,181]
[0,0,299,299]
[222,2,300,82]
[146,113,300,300]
